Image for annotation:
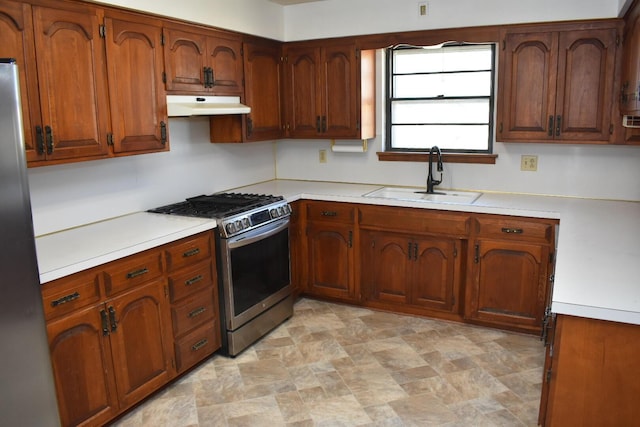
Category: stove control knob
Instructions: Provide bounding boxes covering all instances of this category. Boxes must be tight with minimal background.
[283,205,291,215]
[226,223,236,234]
[277,207,284,216]
[243,218,251,228]
[235,220,243,231]
[270,208,278,218]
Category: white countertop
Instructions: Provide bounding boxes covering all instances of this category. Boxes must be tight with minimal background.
[36,179,640,326]
[36,212,217,284]
[234,180,640,326]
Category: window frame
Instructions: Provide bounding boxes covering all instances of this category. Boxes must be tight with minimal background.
[384,43,497,155]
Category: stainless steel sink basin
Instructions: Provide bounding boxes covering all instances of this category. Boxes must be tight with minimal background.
[364,187,481,205]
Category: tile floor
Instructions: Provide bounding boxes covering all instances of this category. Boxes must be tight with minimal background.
[112,298,544,426]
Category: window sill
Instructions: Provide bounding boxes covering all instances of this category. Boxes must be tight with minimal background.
[376,151,497,164]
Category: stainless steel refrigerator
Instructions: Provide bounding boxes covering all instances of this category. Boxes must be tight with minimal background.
[0,59,60,425]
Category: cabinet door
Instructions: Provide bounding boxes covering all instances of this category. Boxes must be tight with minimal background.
[163,27,208,93]
[284,45,321,137]
[206,35,243,95]
[411,236,457,312]
[105,15,168,154]
[0,1,43,162]
[322,43,359,137]
[47,304,118,427]
[361,231,410,304]
[243,40,284,140]
[555,28,617,142]
[469,239,549,332]
[107,279,174,408]
[32,5,110,162]
[499,31,558,141]
[307,223,354,300]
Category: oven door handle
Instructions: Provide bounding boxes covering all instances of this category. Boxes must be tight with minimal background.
[226,218,289,249]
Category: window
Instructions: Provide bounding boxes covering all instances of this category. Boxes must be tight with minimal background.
[386,43,496,153]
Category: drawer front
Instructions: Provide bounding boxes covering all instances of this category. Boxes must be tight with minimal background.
[307,201,354,224]
[175,322,220,372]
[42,271,101,320]
[171,287,216,338]
[168,261,214,302]
[103,250,163,297]
[474,215,556,243]
[165,232,212,272]
[359,205,471,236]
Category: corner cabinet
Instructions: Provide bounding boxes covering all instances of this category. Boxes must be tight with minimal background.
[359,205,470,318]
[466,215,557,333]
[305,201,358,302]
[497,22,621,144]
[163,23,244,95]
[282,41,375,139]
[42,231,220,427]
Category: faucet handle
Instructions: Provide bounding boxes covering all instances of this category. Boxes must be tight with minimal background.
[433,173,442,185]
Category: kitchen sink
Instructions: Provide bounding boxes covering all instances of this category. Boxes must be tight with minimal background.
[363,187,482,205]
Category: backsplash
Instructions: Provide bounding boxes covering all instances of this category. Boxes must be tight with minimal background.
[27,118,276,236]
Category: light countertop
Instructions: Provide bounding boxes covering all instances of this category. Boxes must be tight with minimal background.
[36,179,640,326]
[36,212,217,284]
[234,180,640,326]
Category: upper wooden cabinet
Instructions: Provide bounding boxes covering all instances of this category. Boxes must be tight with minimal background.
[282,41,375,139]
[498,22,621,144]
[621,1,640,115]
[104,12,168,154]
[209,38,284,143]
[163,23,243,95]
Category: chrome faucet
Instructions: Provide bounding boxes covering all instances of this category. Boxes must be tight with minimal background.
[426,145,444,194]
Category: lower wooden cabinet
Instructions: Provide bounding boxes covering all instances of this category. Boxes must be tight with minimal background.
[361,230,460,313]
[466,215,557,333]
[540,315,640,426]
[42,231,219,427]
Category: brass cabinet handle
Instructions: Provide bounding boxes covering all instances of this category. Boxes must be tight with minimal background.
[555,115,561,137]
[185,275,203,286]
[191,338,208,351]
[160,121,167,145]
[182,248,200,258]
[474,244,479,264]
[45,125,54,154]
[187,307,207,318]
[501,227,524,234]
[51,292,80,307]
[126,267,149,279]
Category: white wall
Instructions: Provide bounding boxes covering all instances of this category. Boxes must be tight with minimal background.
[29,119,276,236]
[92,0,285,40]
[275,1,640,202]
[283,0,619,41]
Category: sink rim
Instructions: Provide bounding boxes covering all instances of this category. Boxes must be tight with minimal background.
[363,186,482,204]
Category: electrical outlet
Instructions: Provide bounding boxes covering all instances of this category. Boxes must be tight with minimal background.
[521,155,538,171]
[319,149,327,163]
[418,2,428,16]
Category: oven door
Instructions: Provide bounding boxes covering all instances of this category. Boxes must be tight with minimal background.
[219,218,291,331]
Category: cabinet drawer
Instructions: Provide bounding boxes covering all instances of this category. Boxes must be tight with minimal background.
[359,205,471,236]
[168,261,214,302]
[103,250,163,297]
[165,232,212,272]
[175,322,220,372]
[474,215,556,243]
[306,201,354,224]
[42,271,101,321]
[171,287,216,338]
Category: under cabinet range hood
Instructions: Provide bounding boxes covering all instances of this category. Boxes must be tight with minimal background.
[166,95,250,117]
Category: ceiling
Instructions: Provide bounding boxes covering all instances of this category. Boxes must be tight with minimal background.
[267,0,327,5]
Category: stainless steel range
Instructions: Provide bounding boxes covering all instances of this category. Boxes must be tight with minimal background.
[149,193,293,356]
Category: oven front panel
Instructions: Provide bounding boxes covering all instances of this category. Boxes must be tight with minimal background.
[221,219,291,331]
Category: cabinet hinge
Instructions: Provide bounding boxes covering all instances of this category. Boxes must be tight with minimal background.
[546,368,552,383]
[453,245,458,258]
[616,34,620,46]
[164,285,169,298]
[99,24,106,38]
[162,72,166,84]
[106,133,113,146]
[549,274,555,283]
